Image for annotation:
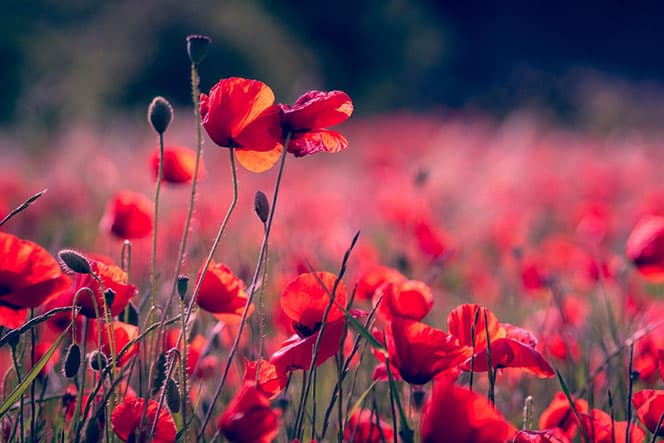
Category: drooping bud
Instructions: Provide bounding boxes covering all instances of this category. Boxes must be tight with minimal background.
[58,249,91,274]
[88,351,108,371]
[177,275,189,300]
[63,343,81,378]
[148,96,173,135]
[186,34,211,65]
[150,352,167,396]
[165,378,181,413]
[254,190,270,224]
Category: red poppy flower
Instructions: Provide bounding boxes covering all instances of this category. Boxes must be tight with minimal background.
[87,320,139,367]
[344,409,395,443]
[196,260,251,322]
[217,382,280,443]
[414,219,448,259]
[387,318,469,385]
[280,272,347,337]
[420,383,516,443]
[627,215,664,282]
[242,359,288,399]
[111,398,176,443]
[356,265,405,300]
[512,429,569,443]
[373,278,433,322]
[447,304,506,352]
[659,349,664,382]
[71,257,136,318]
[579,409,645,443]
[164,329,208,377]
[279,90,353,157]
[151,145,204,184]
[0,232,71,328]
[539,392,589,440]
[270,318,345,374]
[632,389,664,437]
[101,190,153,239]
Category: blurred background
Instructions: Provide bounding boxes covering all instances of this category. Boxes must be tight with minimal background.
[5,0,664,141]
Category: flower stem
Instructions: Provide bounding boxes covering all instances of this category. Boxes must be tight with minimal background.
[150,133,165,308]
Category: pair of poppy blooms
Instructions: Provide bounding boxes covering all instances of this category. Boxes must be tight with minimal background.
[200,77,353,172]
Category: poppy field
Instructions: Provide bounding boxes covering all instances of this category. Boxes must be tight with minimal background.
[1,34,664,443]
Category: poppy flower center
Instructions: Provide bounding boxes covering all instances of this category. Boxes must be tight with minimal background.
[293,321,322,338]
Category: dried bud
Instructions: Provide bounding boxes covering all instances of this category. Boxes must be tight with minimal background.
[254,190,270,223]
[104,288,115,308]
[63,343,81,378]
[148,96,173,135]
[150,352,167,396]
[88,351,108,371]
[177,275,189,300]
[58,249,91,274]
[165,378,180,413]
[186,34,211,65]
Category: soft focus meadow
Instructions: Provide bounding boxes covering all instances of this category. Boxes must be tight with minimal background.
[0,24,664,443]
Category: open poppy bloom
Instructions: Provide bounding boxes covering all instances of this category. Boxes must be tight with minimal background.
[200,77,282,172]
[217,382,280,443]
[101,190,153,239]
[420,382,516,443]
[270,317,345,374]
[242,359,288,399]
[279,90,353,157]
[386,318,469,385]
[70,257,137,318]
[578,408,645,443]
[344,409,395,443]
[196,260,251,322]
[280,272,347,337]
[356,265,405,300]
[539,392,589,440]
[151,145,204,184]
[373,278,433,322]
[0,232,71,328]
[111,398,176,443]
[632,389,664,437]
[164,329,209,377]
[627,215,664,281]
[447,304,506,352]
[459,337,555,378]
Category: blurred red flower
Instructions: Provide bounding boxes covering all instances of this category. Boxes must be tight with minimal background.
[344,409,395,443]
[87,320,139,366]
[373,278,433,322]
[279,90,353,157]
[632,389,664,437]
[101,190,153,239]
[539,392,589,440]
[217,382,280,443]
[165,329,209,377]
[111,398,176,443]
[151,145,204,184]
[386,318,468,385]
[356,265,405,300]
[579,408,645,443]
[196,260,251,322]
[242,359,288,399]
[280,272,347,337]
[420,382,516,443]
[512,429,569,443]
[0,232,71,328]
[460,337,555,378]
[627,215,664,282]
[71,257,136,318]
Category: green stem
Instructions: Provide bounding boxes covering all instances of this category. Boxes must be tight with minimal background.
[151,133,165,308]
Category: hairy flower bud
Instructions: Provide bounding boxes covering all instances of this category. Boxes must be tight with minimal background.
[148,96,173,135]
[254,191,270,223]
[63,343,81,377]
[58,249,91,274]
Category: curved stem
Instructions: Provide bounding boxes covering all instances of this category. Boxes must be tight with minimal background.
[197,134,291,439]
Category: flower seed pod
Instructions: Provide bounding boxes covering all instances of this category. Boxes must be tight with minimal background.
[254,190,270,223]
[177,275,189,300]
[63,343,81,377]
[148,96,173,135]
[186,34,211,65]
[150,352,167,396]
[58,249,91,274]
[165,378,180,413]
[88,351,107,371]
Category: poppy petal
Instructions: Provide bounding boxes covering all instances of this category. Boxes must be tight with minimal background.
[288,129,349,157]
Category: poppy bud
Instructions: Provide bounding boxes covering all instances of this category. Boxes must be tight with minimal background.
[177,275,189,300]
[254,191,270,223]
[89,351,108,371]
[63,343,81,377]
[165,378,180,413]
[186,34,211,65]
[148,96,173,135]
[151,352,167,396]
[104,288,115,309]
[58,249,91,274]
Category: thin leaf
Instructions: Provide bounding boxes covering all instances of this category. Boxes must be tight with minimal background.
[346,380,378,423]
[0,189,47,227]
